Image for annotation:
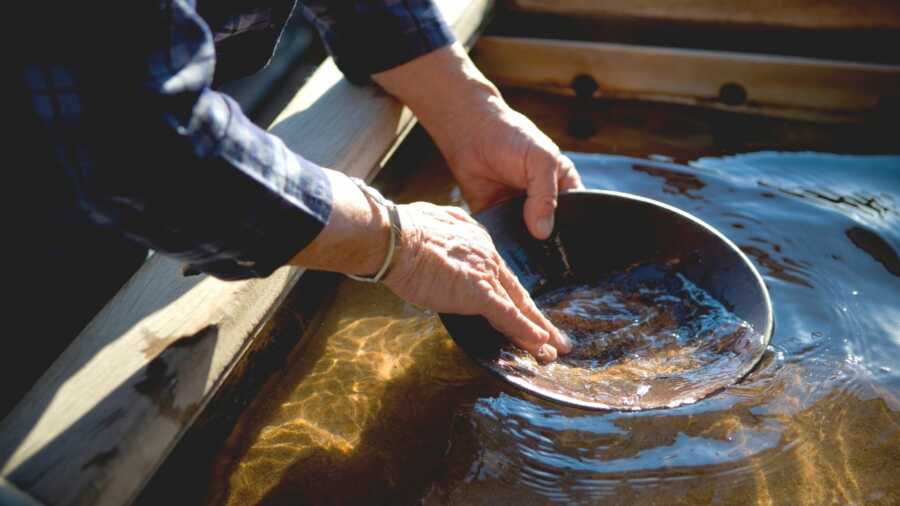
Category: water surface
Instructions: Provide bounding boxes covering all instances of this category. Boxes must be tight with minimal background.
[493,263,766,410]
[208,150,899,505]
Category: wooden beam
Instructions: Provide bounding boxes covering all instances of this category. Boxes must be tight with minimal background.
[505,0,900,30]
[499,88,898,160]
[472,36,900,123]
[0,2,493,505]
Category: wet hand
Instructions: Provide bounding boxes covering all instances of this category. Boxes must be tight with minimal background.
[372,43,583,241]
[383,202,572,362]
[438,101,584,240]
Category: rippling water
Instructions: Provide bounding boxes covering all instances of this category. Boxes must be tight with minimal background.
[208,151,899,505]
[494,264,765,410]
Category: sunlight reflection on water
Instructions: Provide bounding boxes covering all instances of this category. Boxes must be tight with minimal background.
[211,151,899,506]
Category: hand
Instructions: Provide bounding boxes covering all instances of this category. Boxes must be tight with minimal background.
[436,100,583,240]
[383,202,571,362]
[290,172,571,362]
[373,43,583,241]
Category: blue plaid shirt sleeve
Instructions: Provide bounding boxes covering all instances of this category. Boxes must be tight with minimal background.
[298,0,456,83]
[25,0,454,281]
[25,0,332,280]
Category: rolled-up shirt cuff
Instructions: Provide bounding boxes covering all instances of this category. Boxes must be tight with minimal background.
[311,4,456,83]
[181,150,333,280]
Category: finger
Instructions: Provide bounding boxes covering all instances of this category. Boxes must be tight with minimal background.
[498,262,573,354]
[557,154,584,191]
[523,151,559,241]
[482,288,557,363]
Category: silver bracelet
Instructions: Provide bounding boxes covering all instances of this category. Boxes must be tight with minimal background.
[345,177,402,284]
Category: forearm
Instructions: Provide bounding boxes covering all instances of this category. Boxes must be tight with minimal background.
[372,43,505,155]
[289,170,390,277]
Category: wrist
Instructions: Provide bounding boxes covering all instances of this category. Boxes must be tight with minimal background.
[380,204,422,289]
[348,190,391,278]
[345,178,401,283]
[289,170,391,276]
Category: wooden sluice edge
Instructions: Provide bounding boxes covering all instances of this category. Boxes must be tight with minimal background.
[472,36,900,123]
[504,0,900,30]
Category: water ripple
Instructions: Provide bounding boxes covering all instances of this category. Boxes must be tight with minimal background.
[211,152,900,506]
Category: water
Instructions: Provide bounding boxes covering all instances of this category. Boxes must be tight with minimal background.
[205,150,899,505]
[494,264,765,410]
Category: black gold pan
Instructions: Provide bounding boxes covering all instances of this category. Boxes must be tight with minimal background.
[438,190,774,411]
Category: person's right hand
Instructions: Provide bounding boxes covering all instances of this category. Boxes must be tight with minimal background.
[290,171,569,362]
[383,202,571,363]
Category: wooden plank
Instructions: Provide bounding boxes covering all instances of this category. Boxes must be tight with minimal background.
[0,2,493,505]
[505,0,900,30]
[472,36,900,123]
[499,88,899,160]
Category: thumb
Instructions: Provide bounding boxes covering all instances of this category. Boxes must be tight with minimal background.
[523,153,559,240]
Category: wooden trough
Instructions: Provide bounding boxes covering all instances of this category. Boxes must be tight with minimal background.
[2,1,898,504]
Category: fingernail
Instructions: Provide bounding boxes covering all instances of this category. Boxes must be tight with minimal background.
[556,330,573,354]
[537,215,554,239]
[536,343,557,363]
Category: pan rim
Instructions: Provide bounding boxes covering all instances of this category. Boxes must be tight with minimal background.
[440,189,775,411]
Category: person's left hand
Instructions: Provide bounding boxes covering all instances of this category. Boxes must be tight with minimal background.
[433,98,583,240]
[372,43,583,240]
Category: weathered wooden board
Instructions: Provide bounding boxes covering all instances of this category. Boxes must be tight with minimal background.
[505,0,900,30]
[0,2,493,505]
[473,36,900,123]
[499,88,898,160]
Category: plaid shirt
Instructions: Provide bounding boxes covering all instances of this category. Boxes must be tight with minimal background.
[21,0,454,281]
